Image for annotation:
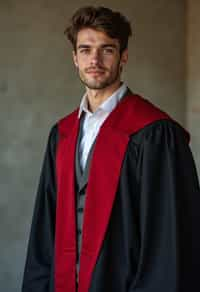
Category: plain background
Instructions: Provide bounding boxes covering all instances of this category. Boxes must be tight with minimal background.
[0,0,199,291]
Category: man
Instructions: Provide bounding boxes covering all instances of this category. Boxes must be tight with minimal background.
[22,6,200,292]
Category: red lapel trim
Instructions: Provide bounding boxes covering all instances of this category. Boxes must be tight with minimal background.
[78,126,129,292]
[55,94,187,292]
[55,109,80,292]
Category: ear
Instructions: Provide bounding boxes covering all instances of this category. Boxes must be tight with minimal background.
[72,50,78,67]
[120,49,128,66]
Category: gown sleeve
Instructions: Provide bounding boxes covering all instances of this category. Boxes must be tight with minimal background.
[130,120,200,292]
[22,125,58,292]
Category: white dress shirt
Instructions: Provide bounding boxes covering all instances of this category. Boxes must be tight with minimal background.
[78,83,127,170]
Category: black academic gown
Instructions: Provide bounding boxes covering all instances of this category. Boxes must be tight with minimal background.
[22,93,200,292]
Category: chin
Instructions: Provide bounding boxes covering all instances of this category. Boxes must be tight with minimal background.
[87,84,106,90]
[83,80,108,90]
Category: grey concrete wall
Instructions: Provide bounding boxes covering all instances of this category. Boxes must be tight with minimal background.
[186,0,200,177]
[0,0,186,291]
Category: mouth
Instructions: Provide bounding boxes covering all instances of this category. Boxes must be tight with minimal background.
[88,71,103,74]
[86,70,105,76]
[86,67,106,73]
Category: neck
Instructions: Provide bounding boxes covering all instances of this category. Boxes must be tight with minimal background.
[86,80,122,113]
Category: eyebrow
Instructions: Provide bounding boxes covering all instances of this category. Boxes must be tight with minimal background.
[77,44,118,50]
[77,45,91,50]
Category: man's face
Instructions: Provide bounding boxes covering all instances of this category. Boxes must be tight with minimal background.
[73,28,128,90]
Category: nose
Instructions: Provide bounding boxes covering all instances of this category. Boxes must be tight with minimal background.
[90,49,101,66]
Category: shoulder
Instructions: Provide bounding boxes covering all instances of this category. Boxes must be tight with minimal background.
[116,93,189,144]
[129,119,189,150]
[47,108,79,141]
[115,93,171,136]
[122,93,170,121]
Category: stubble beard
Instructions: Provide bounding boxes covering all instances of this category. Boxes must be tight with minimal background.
[78,61,122,90]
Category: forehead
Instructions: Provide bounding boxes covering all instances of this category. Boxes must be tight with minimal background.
[76,28,119,48]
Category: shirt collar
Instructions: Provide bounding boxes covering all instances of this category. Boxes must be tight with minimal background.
[78,83,127,118]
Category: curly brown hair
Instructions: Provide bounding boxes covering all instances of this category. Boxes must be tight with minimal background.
[64,6,132,54]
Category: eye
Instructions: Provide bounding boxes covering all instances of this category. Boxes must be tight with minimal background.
[103,47,114,54]
[79,48,90,54]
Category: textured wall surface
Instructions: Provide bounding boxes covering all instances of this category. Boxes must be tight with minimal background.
[187,0,200,177]
[0,0,187,291]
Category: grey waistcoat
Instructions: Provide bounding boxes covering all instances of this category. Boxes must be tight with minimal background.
[75,115,96,283]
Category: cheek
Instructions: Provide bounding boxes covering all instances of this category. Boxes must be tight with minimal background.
[103,55,120,67]
[77,57,91,69]
[106,61,119,73]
